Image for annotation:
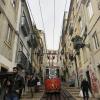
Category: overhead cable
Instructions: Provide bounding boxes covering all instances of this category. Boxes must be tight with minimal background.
[26,0,36,25]
[53,0,55,50]
[38,0,45,32]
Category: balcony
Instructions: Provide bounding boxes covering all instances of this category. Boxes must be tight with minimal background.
[37,48,43,57]
[27,34,34,48]
[21,16,29,36]
[27,34,38,48]
[17,51,28,69]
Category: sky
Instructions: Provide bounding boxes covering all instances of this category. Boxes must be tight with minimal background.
[27,0,70,50]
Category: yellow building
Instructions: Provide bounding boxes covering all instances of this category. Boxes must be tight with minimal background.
[61,0,100,97]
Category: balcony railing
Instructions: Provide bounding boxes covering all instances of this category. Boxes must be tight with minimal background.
[21,16,29,36]
[17,51,28,69]
[27,34,38,49]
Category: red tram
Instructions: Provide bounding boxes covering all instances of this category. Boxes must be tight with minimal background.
[44,66,61,93]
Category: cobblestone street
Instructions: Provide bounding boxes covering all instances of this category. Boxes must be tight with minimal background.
[21,90,44,100]
[0,0,100,99]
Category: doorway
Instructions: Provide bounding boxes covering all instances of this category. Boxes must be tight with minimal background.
[1,67,8,72]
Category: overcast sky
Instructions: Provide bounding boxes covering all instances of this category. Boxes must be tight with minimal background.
[27,0,70,50]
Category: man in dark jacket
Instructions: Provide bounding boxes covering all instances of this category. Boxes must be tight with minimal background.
[2,67,24,100]
[34,77,39,92]
[81,78,90,100]
[12,67,24,99]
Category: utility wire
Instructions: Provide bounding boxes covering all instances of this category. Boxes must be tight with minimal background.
[60,0,67,38]
[38,0,47,54]
[38,0,45,32]
[64,0,67,11]
[53,0,55,50]
[26,0,36,25]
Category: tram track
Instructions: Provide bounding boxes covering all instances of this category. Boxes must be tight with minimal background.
[41,89,76,100]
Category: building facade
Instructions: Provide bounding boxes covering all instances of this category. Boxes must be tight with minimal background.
[0,0,20,71]
[0,0,41,74]
[15,0,34,74]
[61,0,100,97]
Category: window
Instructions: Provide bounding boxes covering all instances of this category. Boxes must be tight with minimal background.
[1,0,5,5]
[93,32,99,49]
[0,10,1,15]
[77,0,79,3]
[19,42,23,51]
[87,1,93,19]
[6,25,13,45]
[78,16,83,31]
[21,12,29,36]
[11,0,16,7]
[98,0,100,10]
[83,47,87,63]
[0,10,2,19]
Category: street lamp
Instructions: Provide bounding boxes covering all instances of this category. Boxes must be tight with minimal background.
[71,35,85,87]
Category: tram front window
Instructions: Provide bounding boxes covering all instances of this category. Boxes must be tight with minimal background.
[49,69,59,78]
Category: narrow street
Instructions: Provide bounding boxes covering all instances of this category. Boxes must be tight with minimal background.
[21,91,43,100]
[41,90,75,100]
[0,0,100,100]
[20,84,97,100]
[20,86,76,100]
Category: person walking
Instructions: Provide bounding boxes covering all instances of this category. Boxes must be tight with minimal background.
[12,67,25,99]
[4,78,19,100]
[30,75,35,97]
[34,76,39,92]
[81,78,90,100]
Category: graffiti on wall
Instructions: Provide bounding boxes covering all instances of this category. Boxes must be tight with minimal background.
[88,65,99,93]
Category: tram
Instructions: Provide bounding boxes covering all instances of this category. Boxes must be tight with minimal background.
[44,66,61,93]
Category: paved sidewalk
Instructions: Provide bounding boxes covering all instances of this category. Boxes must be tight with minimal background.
[21,91,44,100]
[21,86,44,100]
[62,84,97,100]
[66,87,97,100]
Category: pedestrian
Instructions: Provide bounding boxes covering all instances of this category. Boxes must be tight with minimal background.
[30,75,35,97]
[4,78,19,100]
[12,67,25,99]
[34,76,39,92]
[81,78,90,100]
[27,75,31,92]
